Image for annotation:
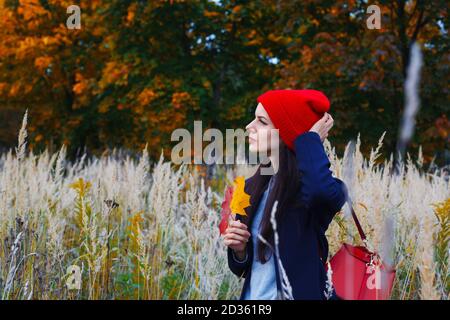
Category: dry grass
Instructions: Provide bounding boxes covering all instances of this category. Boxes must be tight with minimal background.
[0,114,448,300]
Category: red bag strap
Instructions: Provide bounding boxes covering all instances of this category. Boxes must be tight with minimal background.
[317,196,367,263]
[347,195,367,242]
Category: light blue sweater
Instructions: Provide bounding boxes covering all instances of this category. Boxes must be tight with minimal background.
[232,175,278,300]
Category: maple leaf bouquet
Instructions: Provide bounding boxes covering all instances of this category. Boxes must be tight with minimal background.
[219,176,251,235]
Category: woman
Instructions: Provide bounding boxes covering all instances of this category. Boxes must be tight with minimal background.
[222,89,348,300]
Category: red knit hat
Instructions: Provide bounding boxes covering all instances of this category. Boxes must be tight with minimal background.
[256,89,330,151]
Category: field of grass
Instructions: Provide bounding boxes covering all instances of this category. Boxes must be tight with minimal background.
[0,115,448,300]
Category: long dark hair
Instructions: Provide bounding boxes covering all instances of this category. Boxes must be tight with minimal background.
[243,139,307,263]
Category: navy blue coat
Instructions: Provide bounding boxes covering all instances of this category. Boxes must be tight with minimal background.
[227,131,348,300]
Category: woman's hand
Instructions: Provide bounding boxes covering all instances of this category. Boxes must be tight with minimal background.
[309,112,334,143]
[223,219,251,256]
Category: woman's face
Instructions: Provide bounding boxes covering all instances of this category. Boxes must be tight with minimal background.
[245,103,280,154]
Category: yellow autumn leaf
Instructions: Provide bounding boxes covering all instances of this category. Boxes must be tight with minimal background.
[230,176,250,216]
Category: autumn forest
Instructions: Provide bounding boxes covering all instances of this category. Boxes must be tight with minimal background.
[0,0,448,165]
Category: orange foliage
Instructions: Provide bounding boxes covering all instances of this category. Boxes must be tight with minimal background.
[99,61,129,88]
[34,56,52,72]
[138,88,157,106]
[126,3,137,25]
[203,10,221,18]
[171,92,193,110]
